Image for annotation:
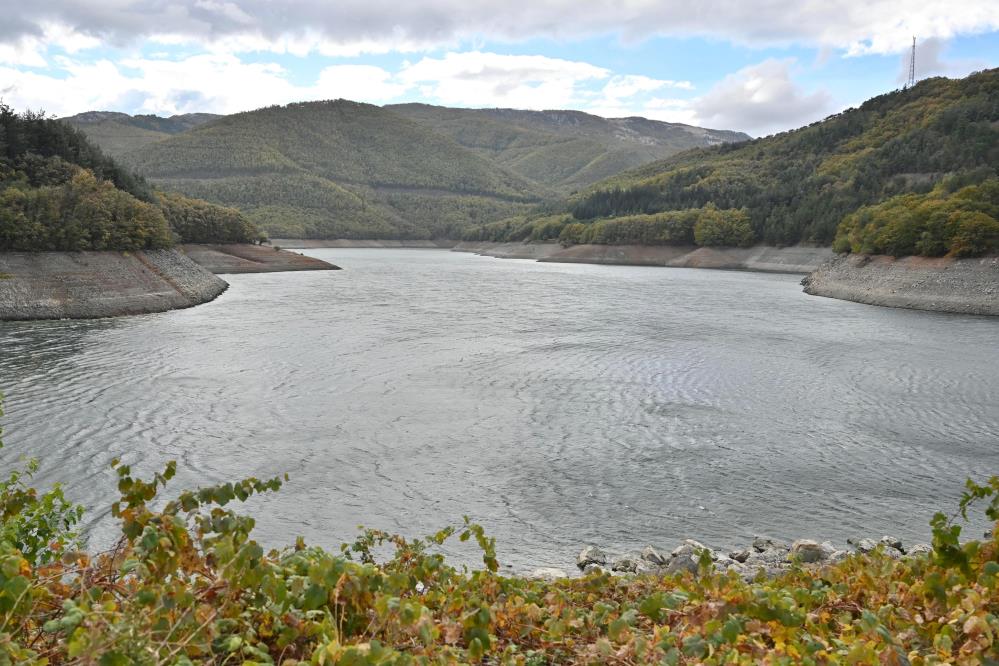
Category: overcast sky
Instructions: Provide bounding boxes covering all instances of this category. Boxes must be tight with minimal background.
[1,1,997,136]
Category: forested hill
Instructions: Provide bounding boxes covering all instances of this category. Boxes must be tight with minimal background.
[0,105,261,251]
[62,111,220,156]
[467,68,999,255]
[114,100,550,240]
[386,104,749,194]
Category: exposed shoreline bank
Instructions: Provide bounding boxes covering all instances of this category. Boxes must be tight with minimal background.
[0,244,338,321]
[453,241,834,274]
[269,238,457,249]
[802,253,999,316]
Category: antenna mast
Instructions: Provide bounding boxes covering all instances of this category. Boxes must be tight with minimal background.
[907,36,916,88]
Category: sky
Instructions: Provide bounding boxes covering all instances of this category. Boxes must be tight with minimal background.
[1,1,998,137]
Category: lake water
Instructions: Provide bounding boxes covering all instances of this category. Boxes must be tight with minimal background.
[1,248,997,570]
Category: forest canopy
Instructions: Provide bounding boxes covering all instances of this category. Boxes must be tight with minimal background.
[0,104,264,250]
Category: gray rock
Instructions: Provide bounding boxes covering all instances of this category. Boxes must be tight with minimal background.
[752,536,788,553]
[848,537,878,553]
[582,563,611,576]
[528,567,568,582]
[641,545,669,567]
[666,542,709,575]
[789,539,835,563]
[907,543,932,556]
[729,548,751,563]
[610,552,642,573]
[879,536,904,553]
[828,550,850,563]
[577,545,608,570]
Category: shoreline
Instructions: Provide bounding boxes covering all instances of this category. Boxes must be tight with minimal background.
[0,244,339,321]
[802,253,999,316]
[453,241,834,274]
[529,533,933,581]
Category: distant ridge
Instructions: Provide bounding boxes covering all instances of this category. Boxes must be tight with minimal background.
[64,102,749,239]
[387,104,749,193]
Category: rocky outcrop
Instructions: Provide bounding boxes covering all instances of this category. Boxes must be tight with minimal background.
[573,534,927,581]
[454,242,833,273]
[802,254,999,315]
[0,249,228,321]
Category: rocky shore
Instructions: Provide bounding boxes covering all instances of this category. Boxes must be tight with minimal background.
[802,253,999,316]
[453,241,833,273]
[0,249,228,321]
[529,535,932,582]
[0,244,339,321]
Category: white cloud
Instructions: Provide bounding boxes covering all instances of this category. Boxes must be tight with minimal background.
[397,51,610,109]
[0,54,409,117]
[687,58,833,136]
[3,1,998,58]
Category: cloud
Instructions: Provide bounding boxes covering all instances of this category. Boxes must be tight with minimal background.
[0,54,409,117]
[687,58,833,136]
[397,51,610,109]
[3,1,998,57]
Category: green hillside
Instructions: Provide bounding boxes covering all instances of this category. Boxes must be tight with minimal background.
[469,69,999,255]
[112,100,546,239]
[62,111,220,156]
[0,105,261,251]
[388,104,749,193]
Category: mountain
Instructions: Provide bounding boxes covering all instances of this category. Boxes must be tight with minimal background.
[386,104,749,194]
[107,100,551,239]
[466,68,999,253]
[62,111,220,156]
[66,103,749,239]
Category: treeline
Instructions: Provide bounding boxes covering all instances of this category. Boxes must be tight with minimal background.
[157,191,264,245]
[0,105,264,251]
[835,174,999,257]
[469,69,999,251]
[462,205,755,248]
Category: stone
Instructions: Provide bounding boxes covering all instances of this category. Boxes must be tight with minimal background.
[729,549,751,563]
[666,542,708,575]
[752,536,788,553]
[582,563,611,576]
[879,536,904,553]
[577,545,608,570]
[907,543,932,556]
[641,545,669,566]
[610,552,642,573]
[789,539,835,563]
[528,567,568,582]
[848,537,878,553]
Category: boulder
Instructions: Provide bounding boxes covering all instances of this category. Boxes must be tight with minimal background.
[641,545,669,567]
[848,537,878,553]
[610,552,643,573]
[528,568,568,582]
[907,543,932,556]
[666,542,709,575]
[788,539,835,563]
[879,536,904,553]
[577,545,608,570]
[582,563,611,576]
[729,548,751,563]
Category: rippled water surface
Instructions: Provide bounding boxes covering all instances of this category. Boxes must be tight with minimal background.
[1,248,998,569]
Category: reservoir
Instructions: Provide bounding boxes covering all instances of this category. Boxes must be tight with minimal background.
[1,248,997,569]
